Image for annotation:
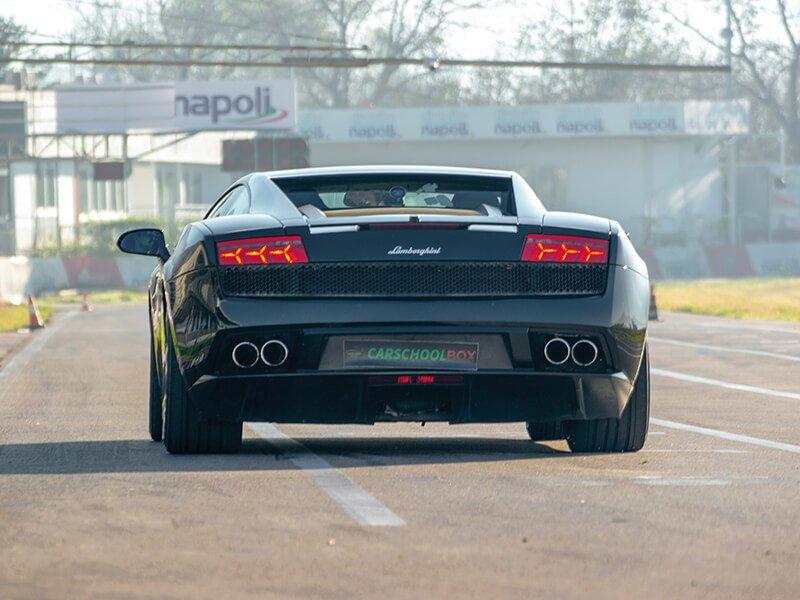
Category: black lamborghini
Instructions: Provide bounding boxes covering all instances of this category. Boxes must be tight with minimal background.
[118,166,650,454]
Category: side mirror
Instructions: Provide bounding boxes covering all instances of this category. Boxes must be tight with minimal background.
[117,228,170,262]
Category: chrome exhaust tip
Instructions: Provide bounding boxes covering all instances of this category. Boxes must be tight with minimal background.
[261,340,289,367]
[572,339,599,367]
[543,337,571,365]
[231,341,260,368]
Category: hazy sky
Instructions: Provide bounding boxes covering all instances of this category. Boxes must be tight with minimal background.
[4,0,728,60]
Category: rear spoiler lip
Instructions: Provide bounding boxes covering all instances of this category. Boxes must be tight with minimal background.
[307,222,521,235]
[298,213,520,227]
[297,213,544,236]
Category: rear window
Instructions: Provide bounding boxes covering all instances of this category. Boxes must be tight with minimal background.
[272,174,515,216]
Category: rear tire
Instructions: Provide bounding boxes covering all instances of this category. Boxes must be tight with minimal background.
[148,336,163,442]
[525,420,564,441]
[564,347,650,453]
[163,333,242,454]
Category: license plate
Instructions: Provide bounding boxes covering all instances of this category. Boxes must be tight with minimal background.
[343,339,479,370]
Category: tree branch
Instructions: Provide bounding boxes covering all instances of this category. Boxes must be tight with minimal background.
[776,0,798,50]
[660,4,724,51]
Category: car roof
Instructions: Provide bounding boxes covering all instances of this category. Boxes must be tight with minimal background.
[259,165,516,179]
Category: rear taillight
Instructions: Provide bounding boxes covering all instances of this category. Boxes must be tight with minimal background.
[521,234,609,264]
[216,236,309,266]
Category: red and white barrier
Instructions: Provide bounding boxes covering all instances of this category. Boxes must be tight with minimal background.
[0,256,156,302]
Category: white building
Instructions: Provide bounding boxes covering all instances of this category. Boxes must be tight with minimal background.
[303,101,746,247]
[0,80,750,255]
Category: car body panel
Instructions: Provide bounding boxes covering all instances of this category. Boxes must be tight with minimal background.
[139,166,649,427]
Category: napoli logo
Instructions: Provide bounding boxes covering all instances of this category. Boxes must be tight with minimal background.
[175,86,289,125]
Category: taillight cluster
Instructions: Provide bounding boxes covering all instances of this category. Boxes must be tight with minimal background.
[217,236,309,266]
[521,235,609,264]
[216,233,607,267]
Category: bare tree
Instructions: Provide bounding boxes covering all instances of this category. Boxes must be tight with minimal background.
[0,17,30,81]
[65,0,480,107]
[67,0,316,82]
[300,0,481,107]
[664,0,800,162]
[64,0,473,107]
[495,0,720,106]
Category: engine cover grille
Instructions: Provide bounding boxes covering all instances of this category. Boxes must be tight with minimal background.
[218,262,607,298]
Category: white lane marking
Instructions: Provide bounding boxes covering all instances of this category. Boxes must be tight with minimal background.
[0,311,77,401]
[650,336,800,363]
[651,368,800,401]
[247,423,405,527]
[651,418,800,455]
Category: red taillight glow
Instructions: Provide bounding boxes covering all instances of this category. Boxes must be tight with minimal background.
[216,236,309,266]
[521,235,609,264]
[367,375,464,386]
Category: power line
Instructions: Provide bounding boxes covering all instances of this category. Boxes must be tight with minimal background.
[5,41,370,53]
[1,54,731,73]
[380,58,730,73]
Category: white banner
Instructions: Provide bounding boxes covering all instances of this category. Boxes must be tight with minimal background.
[52,83,745,140]
[54,80,297,133]
[299,100,749,143]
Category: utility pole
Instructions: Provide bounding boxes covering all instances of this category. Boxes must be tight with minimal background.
[723,5,737,244]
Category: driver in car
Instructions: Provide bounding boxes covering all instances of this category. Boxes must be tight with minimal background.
[344,190,386,207]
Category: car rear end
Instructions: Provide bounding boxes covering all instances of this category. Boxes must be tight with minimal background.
[174,169,649,428]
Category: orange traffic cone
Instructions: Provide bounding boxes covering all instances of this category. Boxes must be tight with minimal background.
[27,295,44,329]
[81,293,93,312]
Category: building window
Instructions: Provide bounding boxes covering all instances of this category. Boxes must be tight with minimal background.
[79,170,91,213]
[183,169,203,206]
[88,179,125,213]
[94,179,107,211]
[0,171,9,221]
[36,163,57,208]
[156,168,179,219]
[113,180,125,211]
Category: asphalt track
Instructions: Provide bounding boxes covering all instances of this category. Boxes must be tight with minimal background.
[1,304,799,599]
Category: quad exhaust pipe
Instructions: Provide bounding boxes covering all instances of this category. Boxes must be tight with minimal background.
[571,339,598,367]
[231,341,260,369]
[260,340,289,367]
[543,337,571,365]
[543,337,598,367]
[231,339,289,368]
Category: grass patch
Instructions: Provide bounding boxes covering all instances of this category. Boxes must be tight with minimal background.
[655,278,800,322]
[40,289,148,304]
[0,302,54,333]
